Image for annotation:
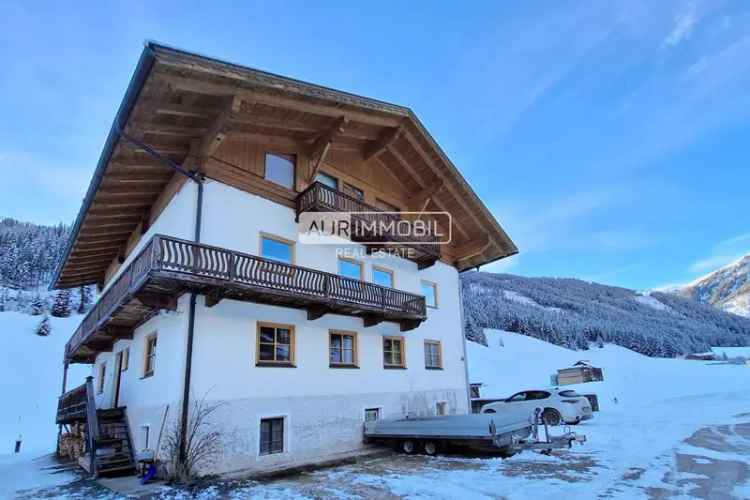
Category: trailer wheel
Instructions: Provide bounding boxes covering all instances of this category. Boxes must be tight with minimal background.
[401,440,416,454]
[423,441,437,455]
[542,408,561,426]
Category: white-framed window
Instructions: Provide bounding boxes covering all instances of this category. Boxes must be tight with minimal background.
[338,257,363,281]
[421,280,438,308]
[372,266,394,288]
[364,408,380,422]
[264,152,295,189]
[424,340,443,369]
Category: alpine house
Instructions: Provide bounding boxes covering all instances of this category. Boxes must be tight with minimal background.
[52,42,517,477]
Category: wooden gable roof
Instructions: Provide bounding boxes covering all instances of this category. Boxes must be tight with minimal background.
[52,42,517,289]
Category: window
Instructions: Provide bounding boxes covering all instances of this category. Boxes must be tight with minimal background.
[470,384,482,399]
[120,348,129,372]
[338,258,363,281]
[315,172,338,189]
[507,392,526,402]
[364,408,380,422]
[383,336,405,368]
[372,266,394,288]
[144,334,157,377]
[260,233,294,265]
[97,363,106,394]
[559,390,581,398]
[421,280,438,308]
[436,402,447,416]
[424,340,442,369]
[343,182,364,200]
[260,417,284,455]
[141,425,150,450]
[257,323,295,365]
[264,152,295,189]
[329,331,357,367]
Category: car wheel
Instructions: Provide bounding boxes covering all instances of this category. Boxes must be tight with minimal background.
[542,408,562,426]
[423,441,437,455]
[402,440,416,454]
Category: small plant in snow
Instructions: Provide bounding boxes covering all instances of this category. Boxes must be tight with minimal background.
[35,315,51,336]
[163,392,224,483]
[30,295,45,316]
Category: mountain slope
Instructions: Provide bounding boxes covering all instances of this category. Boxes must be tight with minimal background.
[677,254,750,318]
[461,272,750,357]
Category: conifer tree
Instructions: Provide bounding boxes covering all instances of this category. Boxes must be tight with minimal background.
[35,315,51,336]
[51,289,71,318]
[30,295,44,316]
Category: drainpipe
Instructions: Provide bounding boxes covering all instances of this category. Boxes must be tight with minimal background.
[457,278,472,413]
[179,180,203,465]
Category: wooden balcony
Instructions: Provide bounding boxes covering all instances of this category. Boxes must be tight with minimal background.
[296,182,441,269]
[65,234,427,363]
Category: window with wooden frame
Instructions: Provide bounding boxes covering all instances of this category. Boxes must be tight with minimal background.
[259,417,284,455]
[315,171,339,189]
[144,334,157,377]
[97,363,106,394]
[120,347,129,372]
[424,340,443,369]
[421,280,438,308]
[372,266,394,288]
[260,233,295,265]
[383,336,406,368]
[264,152,295,189]
[329,331,358,367]
[342,182,364,201]
[337,257,363,281]
[256,323,295,366]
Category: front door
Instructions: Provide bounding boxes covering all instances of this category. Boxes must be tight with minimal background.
[113,351,124,408]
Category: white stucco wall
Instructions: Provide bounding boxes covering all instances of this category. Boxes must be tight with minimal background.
[91,179,470,475]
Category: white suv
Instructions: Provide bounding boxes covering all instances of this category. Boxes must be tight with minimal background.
[481,388,593,425]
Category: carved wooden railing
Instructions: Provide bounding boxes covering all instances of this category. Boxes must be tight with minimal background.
[65,235,427,360]
[296,182,442,255]
[56,382,88,424]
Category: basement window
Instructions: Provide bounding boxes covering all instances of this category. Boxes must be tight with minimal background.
[259,417,284,455]
[264,152,295,189]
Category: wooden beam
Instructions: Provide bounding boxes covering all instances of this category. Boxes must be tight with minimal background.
[364,124,403,161]
[200,95,242,158]
[400,319,422,332]
[134,292,178,311]
[205,289,225,308]
[157,73,403,128]
[407,179,444,213]
[307,304,331,321]
[307,116,348,182]
[130,122,207,137]
[102,326,133,340]
[451,234,491,264]
[153,102,215,118]
[363,315,384,328]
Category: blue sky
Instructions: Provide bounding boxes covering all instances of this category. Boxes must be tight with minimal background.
[1,1,749,290]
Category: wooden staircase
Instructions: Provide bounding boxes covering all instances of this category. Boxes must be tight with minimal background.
[92,407,136,476]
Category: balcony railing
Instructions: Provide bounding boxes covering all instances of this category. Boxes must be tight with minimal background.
[296,182,441,267]
[65,234,427,362]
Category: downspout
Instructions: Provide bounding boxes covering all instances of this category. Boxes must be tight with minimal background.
[457,275,472,413]
[179,180,203,465]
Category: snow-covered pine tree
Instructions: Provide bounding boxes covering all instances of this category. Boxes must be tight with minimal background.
[35,315,51,336]
[51,289,71,317]
[78,285,92,314]
[30,295,45,316]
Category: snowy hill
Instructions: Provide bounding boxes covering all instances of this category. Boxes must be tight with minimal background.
[676,254,750,318]
[462,272,750,357]
[0,312,88,455]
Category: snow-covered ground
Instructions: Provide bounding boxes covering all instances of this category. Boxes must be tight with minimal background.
[2,327,749,498]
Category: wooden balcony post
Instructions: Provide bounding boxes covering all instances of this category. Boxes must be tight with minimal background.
[84,376,99,477]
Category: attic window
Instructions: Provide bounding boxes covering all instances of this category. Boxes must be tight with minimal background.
[264,153,295,189]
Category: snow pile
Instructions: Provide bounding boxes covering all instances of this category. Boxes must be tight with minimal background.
[0,312,88,456]
[634,293,670,311]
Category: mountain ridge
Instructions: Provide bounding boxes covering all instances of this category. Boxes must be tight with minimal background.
[675,254,750,318]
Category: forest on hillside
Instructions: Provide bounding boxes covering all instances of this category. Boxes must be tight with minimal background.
[462,272,750,357]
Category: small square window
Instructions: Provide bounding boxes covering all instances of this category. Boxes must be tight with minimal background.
[421,280,438,308]
[260,417,284,455]
[365,408,380,422]
[338,258,363,281]
[264,153,295,189]
[260,234,294,265]
[383,337,405,368]
[257,323,295,365]
[424,340,442,369]
[372,267,394,288]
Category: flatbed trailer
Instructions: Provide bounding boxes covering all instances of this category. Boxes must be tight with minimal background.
[364,408,585,456]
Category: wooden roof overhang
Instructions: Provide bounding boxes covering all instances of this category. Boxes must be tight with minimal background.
[52,42,517,289]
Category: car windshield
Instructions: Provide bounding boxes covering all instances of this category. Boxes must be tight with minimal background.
[559,390,581,397]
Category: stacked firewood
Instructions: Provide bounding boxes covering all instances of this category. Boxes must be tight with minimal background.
[58,424,86,459]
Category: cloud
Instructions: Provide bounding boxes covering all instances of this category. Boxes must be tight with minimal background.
[664,2,698,46]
